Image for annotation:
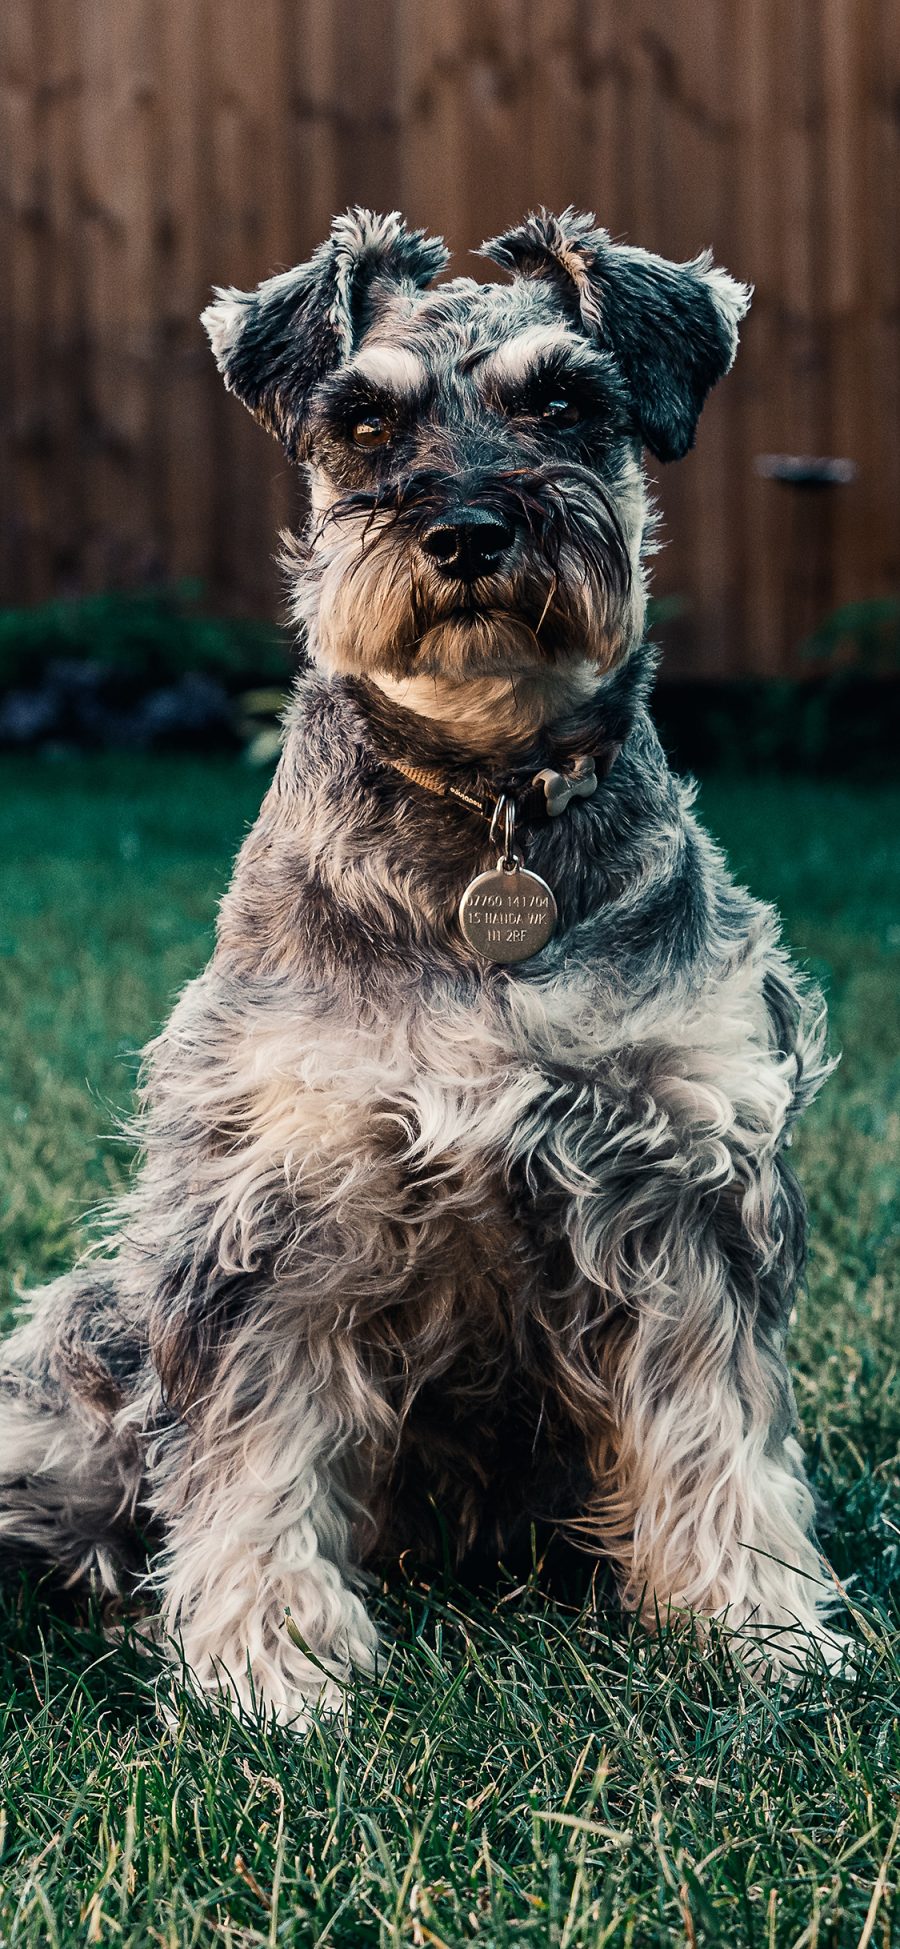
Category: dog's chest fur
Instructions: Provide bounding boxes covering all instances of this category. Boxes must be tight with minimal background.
[121,664,815,1571]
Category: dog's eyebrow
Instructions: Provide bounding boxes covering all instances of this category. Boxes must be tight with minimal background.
[345,344,429,396]
[475,326,600,388]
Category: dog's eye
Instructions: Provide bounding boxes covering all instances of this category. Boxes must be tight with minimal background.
[351,415,392,449]
[540,395,581,425]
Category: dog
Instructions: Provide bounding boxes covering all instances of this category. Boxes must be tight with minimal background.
[0,208,841,1724]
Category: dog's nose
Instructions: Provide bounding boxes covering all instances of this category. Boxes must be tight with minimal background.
[422,508,516,581]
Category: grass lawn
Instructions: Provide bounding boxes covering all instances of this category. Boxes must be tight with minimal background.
[0,755,898,1948]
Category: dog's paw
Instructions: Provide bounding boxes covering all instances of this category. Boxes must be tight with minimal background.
[213,1662,349,1733]
[155,1642,351,1734]
[729,1619,857,1686]
[153,1605,377,1735]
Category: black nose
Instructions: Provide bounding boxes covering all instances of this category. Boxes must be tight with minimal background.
[422,507,516,581]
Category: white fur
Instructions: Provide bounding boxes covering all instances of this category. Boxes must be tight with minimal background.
[478,325,596,387]
[150,1398,377,1727]
[348,342,428,396]
[702,261,755,357]
[369,660,603,754]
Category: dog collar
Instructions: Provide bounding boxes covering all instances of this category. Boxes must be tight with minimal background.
[384,743,620,829]
[383,743,620,967]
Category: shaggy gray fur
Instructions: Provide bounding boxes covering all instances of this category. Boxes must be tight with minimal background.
[0,210,840,1723]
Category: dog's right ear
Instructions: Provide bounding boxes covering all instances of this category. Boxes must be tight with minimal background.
[202,209,448,460]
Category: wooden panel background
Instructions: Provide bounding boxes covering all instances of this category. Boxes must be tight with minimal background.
[1,0,898,675]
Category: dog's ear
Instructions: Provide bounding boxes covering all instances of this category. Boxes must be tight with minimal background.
[202,208,448,460]
[481,208,751,462]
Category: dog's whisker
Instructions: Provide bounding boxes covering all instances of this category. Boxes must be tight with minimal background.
[534,575,558,639]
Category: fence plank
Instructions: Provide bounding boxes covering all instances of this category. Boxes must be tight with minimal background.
[207,0,295,614]
[525,0,590,217]
[3,0,52,599]
[870,0,900,600]
[156,0,215,594]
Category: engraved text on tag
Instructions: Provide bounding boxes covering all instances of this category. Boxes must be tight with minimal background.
[458,864,557,965]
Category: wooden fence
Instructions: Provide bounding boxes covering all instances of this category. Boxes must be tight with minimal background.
[2,0,899,676]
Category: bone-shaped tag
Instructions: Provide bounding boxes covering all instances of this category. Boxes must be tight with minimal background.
[533,756,598,817]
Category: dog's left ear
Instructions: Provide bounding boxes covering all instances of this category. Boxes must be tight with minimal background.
[481,208,751,462]
[202,208,448,460]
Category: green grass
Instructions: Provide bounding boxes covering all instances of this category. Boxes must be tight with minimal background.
[0,756,898,1949]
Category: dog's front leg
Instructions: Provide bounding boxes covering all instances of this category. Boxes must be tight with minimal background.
[593,1310,837,1672]
[149,1395,378,1728]
[559,1137,841,1674]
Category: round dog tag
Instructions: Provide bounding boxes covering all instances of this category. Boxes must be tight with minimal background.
[458,859,557,964]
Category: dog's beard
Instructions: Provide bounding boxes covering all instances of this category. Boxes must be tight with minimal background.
[404,610,550,681]
[287,465,646,682]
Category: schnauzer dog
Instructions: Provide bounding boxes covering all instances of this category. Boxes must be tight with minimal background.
[1,209,840,1723]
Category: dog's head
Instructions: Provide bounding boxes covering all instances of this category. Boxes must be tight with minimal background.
[203,208,750,683]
